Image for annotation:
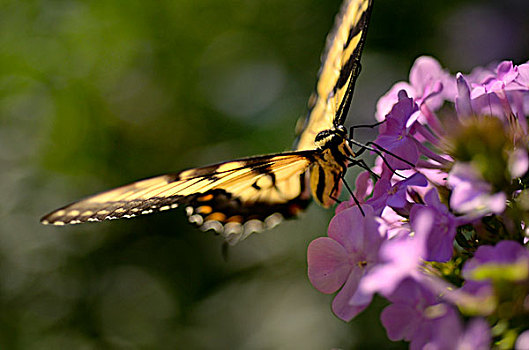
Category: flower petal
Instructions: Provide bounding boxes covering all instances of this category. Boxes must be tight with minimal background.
[455,73,474,117]
[381,304,419,341]
[509,148,529,178]
[515,330,529,350]
[307,237,351,294]
[328,205,372,253]
[331,268,368,321]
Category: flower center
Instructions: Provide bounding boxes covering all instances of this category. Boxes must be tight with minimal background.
[388,186,399,195]
[423,303,448,319]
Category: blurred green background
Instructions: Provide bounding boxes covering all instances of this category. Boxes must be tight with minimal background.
[1,0,528,349]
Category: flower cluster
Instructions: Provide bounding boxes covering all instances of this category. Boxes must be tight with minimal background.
[308,56,529,349]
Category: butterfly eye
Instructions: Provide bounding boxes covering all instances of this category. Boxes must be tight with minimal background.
[335,125,347,135]
[315,130,333,142]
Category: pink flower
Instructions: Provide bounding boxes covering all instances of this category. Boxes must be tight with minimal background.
[307,205,385,321]
[351,208,432,305]
[447,162,506,217]
[373,91,420,170]
[410,189,460,262]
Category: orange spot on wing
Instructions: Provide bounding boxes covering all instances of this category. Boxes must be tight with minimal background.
[205,212,226,222]
[198,194,214,202]
[226,215,243,223]
[196,206,213,214]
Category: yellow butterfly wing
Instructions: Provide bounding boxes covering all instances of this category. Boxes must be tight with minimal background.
[41,152,314,244]
[41,0,374,242]
[295,0,373,151]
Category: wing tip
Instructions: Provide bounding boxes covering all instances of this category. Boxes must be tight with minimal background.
[40,210,81,225]
[40,216,67,226]
[40,201,181,226]
[40,212,55,225]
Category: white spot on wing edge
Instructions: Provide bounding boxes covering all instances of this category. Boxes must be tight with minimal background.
[201,220,223,234]
[224,222,243,235]
[264,213,283,229]
[223,222,245,245]
[189,214,204,226]
[243,219,264,235]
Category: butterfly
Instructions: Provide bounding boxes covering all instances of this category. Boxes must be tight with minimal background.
[41,0,374,245]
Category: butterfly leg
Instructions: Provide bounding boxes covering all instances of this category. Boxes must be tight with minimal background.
[329,172,343,204]
[340,174,365,216]
[347,157,380,180]
[329,195,342,204]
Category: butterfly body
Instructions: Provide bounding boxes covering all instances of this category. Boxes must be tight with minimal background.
[41,0,374,244]
[309,125,352,207]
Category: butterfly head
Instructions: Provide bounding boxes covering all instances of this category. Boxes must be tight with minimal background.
[314,125,348,149]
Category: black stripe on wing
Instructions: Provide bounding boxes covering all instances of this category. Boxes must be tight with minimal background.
[294,0,374,151]
[334,0,373,126]
[41,151,315,244]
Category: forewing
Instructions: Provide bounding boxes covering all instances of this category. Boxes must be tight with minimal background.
[295,0,373,151]
[41,152,314,244]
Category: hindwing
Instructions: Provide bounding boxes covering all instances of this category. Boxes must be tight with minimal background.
[41,152,314,244]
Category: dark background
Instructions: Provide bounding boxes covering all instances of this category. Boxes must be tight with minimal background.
[1,0,528,348]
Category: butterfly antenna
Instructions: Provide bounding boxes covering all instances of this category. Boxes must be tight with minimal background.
[349,120,385,137]
[348,120,404,179]
[347,121,414,178]
[362,141,415,168]
[365,140,416,169]
[348,139,412,179]
[340,175,365,216]
[348,140,403,178]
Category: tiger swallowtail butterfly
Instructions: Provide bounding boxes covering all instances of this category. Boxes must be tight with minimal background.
[41,0,374,245]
